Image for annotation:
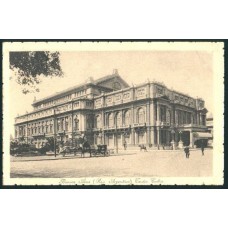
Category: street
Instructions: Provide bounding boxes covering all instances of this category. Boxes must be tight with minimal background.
[10,149,213,178]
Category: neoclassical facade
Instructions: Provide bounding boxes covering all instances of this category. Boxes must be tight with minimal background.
[15,70,209,149]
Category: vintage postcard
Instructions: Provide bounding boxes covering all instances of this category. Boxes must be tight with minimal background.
[2,41,224,186]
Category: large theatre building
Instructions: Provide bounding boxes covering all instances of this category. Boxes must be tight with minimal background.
[14,70,210,149]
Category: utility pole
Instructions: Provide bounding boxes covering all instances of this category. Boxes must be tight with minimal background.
[115,125,118,154]
[54,109,57,157]
[72,101,74,147]
[54,108,60,157]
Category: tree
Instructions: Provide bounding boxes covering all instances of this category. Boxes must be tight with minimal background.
[10,51,63,94]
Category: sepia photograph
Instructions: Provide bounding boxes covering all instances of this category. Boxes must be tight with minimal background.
[2,41,224,186]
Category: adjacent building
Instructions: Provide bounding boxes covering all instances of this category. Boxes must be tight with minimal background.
[206,113,213,147]
[14,70,210,149]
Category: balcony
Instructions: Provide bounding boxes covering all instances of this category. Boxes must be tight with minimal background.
[156,121,170,127]
[133,123,146,127]
[104,126,116,130]
[31,133,46,138]
[177,123,207,129]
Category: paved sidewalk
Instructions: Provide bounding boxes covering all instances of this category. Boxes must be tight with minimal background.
[10,148,213,178]
[10,148,210,162]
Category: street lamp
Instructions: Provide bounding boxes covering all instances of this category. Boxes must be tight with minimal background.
[73,116,79,146]
[171,128,175,150]
[115,124,118,154]
[179,130,183,149]
[53,108,61,157]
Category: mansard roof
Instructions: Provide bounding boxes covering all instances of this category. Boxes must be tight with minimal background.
[32,71,129,106]
[94,74,129,87]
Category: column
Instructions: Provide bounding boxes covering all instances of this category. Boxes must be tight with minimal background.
[146,103,150,125]
[135,130,138,145]
[191,113,194,125]
[144,129,148,145]
[104,134,108,145]
[150,101,155,126]
[122,109,124,126]
[157,103,160,123]
[189,131,194,148]
[102,110,105,128]
[150,127,155,145]
[63,117,66,131]
[25,124,28,143]
[131,106,134,125]
[199,113,202,125]
[197,112,200,125]
[167,130,170,145]
[174,109,178,125]
[79,113,82,131]
[157,127,160,145]
[131,128,135,145]
[147,127,151,145]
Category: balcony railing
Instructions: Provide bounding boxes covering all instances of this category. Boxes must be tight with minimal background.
[30,133,46,137]
[156,121,170,127]
[133,123,146,127]
[177,123,207,128]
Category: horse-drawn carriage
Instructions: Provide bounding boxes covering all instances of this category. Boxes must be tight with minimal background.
[90,144,109,157]
[59,141,109,158]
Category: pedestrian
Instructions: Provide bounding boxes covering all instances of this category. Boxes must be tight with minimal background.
[184,146,190,159]
[123,140,127,150]
[184,146,187,158]
[187,146,190,158]
[201,142,205,156]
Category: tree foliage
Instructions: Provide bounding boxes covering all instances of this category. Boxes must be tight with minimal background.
[10,51,63,94]
[10,140,37,155]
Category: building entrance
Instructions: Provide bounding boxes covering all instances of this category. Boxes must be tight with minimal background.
[107,134,114,147]
[115,134,121,146]
[182,131,190,146]
[160,130,170,145]
[138,132,145,144]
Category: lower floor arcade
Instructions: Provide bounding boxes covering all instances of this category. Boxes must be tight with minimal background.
[24,126,212,149]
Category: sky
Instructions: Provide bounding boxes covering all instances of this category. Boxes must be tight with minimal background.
[9,51,213,136]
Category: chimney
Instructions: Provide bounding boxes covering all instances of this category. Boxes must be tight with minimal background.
[113,69,119,75]
[86,76,94,83]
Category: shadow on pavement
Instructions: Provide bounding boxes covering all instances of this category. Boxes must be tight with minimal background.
[10,152,137,163]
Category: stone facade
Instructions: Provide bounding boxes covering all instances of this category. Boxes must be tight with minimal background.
[14,70,208,149]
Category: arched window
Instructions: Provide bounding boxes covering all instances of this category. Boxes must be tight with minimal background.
[177,111,181,124]
[46,125,48,133]
[166,110,171,124]
[65,117,68,131]
[160,106,166,122]
[138,108,145,124]
[57,119,61,131]
[50,125,53,133]
[115,112,121,127]
[124,110,131,126]
[108,113,113,127]
[74,115,79,130]
[61,119,64,130]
